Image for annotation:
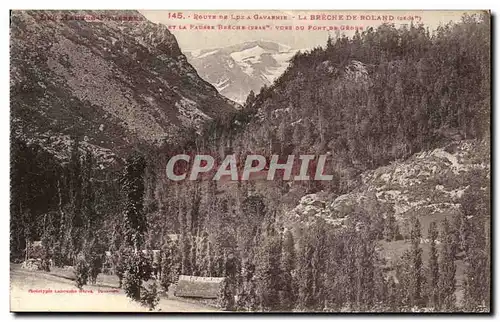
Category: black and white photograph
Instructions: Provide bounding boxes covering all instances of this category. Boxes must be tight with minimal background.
[9,9,491,313]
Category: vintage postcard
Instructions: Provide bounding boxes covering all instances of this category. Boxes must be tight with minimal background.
[10,9,491,312]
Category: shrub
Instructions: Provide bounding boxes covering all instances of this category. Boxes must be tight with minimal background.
[51,241,63,267]
[122,250,153,302]
[140,282,160,311]
[123,269,141,301]
[218,278,235,311]
[112,247,132,287]
[87,251,105,284]
[75,254,89,290]
[159,242,180,294]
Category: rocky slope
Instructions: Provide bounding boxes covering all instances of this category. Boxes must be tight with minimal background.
[10,10,238,163]
[285,140,490,235]
[185,41,297,103]
[282,139,489,288]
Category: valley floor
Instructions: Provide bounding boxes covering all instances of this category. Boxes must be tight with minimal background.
[10,264,218,312]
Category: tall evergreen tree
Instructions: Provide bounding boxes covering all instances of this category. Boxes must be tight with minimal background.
[121,153,147,251]
[65,137,84,261]
[463,218,489,311]
[254,229,282,311]
[427,221,439,309]
[397,217,424,309]
[280,230,296,310]
[354,229,376,310]
[438,218,456,311]
[159,237,179,293]
[384,209,399,241]
[409,218,424,307]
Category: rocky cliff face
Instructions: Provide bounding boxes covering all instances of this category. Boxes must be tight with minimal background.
[285,140,490,233]
[10,10,238,163]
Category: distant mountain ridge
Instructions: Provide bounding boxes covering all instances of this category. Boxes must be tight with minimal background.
[185,40,298,103]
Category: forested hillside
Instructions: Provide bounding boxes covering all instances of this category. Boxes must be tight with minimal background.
[221,13,490,191]
[11,12,490,312]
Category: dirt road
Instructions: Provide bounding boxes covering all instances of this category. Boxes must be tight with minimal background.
[10,266,219,312]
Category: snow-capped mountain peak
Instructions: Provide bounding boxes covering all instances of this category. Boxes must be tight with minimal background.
[185,41,298,103]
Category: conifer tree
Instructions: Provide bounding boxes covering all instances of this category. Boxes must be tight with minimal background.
[159,238,178,293]
[427,221,439,309]
[398,217,424,309]
[409,218,423,307]
[463,218,489,311]
[66,137,84,260]
[438,218,456,311]
[386,277,399,312]
[198,232,212,276]
[354,231,376,310]
[218,276,235,311]
[254,229,282,311]
[121,153,147,251]
[384,210,399,241]
[280,230,296,310]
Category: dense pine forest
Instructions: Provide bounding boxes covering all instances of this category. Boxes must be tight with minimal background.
[11,13,490,312]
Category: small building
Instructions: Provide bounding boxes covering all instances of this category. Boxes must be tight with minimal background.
[22,241,45,270]
[174,275,225,299]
